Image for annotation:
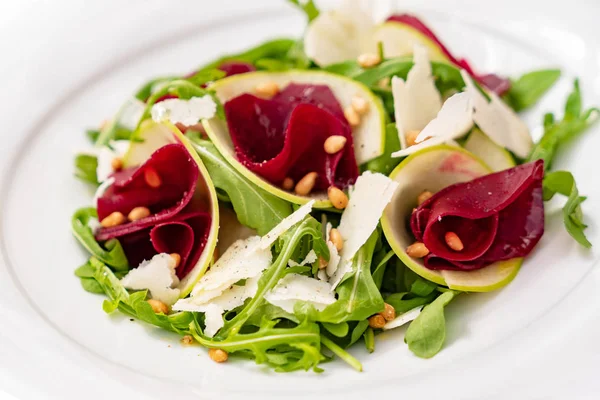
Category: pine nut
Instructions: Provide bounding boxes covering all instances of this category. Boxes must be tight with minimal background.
[329,228,343,251]
[100,211,126,228]
[323,135,347,154]
[344,106,360,127]
[417,190,433,205]
[111,157,123,171]
[208,348,228,363]
[368,314,386,329]
[351,96,369,115]
[128,206,150,221]
[378,77,390,88]
[282,177,295,191]
[295,172,318,196]
[405,130,421,147]
[255,81,279,98]
[445,232,464,251]
[144,168,162,188]
[406,242,429,258]
[327,186,349,209]
[147,299,168,314]
[318,256,328,269]
[181,335,194,345]
[381,303,396,321]
[357,53,381,68]
[170,253,182,268]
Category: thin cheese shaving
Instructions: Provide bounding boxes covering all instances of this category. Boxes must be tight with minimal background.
[151,95,217,126]
[121,254,180,305]
[265,273,336,313]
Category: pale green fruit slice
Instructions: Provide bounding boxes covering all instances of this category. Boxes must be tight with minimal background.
[381,145,522,292]
[463,128,516,172]
[123,120,220,297]
[373,22,448,62]
[203,71,386,208]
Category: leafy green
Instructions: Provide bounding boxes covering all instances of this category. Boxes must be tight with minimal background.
[190,317,324,372]
[371,249,395,290]
[543,171,591,248]
[321,322,349,337]
[405,291,458,358]
[410,277,438,297]
[363,124,401,175]
[364,327,375,354]
[80,277,105,294]
[287,0,320,22]
[385,292,436,314]
[74,154,98,185]
[528,80,599,169]
[190,137,293,235]
[321,334,362,372]
[504,69,561,111]
[348,320,370,347]
[71,208,129,271]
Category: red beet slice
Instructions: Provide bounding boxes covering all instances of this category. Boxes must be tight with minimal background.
[95,143,212,278]
[411,160,545,270]
[224,83,359,190]
[387,14,511,95]
[217,61,256,76]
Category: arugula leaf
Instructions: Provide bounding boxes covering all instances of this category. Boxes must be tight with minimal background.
[190,317,324,372]
[309,231,384,323]
[74,154,98,185]
[80,277,104,294]
[190,137,293,235]
[528,80,599,169]
[385,292,436,314]
[405,291,458,358]
[348,320,370,347]
[287,0,319,22]
[543,171,591,248]
[363,124,401,175]
[320,334,362,372]
[71,208,129,271]
[321,322,349,338]
[363,327,375,354]
[504,69,561,111]
[371,249,395,290]
[197,38,297,71]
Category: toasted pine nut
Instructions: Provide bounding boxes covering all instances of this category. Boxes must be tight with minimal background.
[351,96,370,115]
[208,348,228,363]
[368,314,386,329]
[282,177,295,191]
[329,228,343,251]
[323,135,347,154]
[357,53,381,68]
[255,81,279,98]
[405,130,421,147]
[406,242,429,258]
[445,232,464,251]
[295,172,318,196]
[381,303,396,321]
[417,190,433,205]
[128,206,150,221]
[318,256,328,270]
[181,335,194,345]
[328,186,349,210]
[147,299,168,314]
[378,77,391,88]
[170,253,182,268]
[144,168,162,188]
[344,106,360,127]
[100,211,126,228]
[111,157,123,171]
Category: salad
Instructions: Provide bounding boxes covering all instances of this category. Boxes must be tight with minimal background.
[72,0,598,372]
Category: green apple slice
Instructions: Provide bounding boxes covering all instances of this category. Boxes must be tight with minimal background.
[373,22,448,62]
[463,128,516,172]
[203,71,387,208]
[123,120,220,297]
[381,145,522,292]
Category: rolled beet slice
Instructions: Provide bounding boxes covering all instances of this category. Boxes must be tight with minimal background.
[411,160,545,270]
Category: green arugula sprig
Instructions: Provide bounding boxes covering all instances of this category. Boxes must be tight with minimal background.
[287,0,320,22]
[504,69,561,111]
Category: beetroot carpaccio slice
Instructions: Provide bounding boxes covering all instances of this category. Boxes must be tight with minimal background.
[410,160,545,271]
[386,14,511,95]
[95,143,212,278]
[224,83,359,190]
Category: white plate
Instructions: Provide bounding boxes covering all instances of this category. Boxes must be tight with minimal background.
[1,0,600,399]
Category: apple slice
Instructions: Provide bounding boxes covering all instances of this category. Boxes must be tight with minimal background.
[373,22,448,62]
[381,145,522,292]
[463,128,515,172]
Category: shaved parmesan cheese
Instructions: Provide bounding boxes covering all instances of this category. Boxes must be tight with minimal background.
[259,200,315,250]
[392,45,443,148]
[118,97,146,130]
[330,172,399,289]
[382,306,423,331]
[461,71,532,158]
[189,236,271,303]
[151,95,217,126]
[96,140,131,182]
[391,92,474,158]
[317,269,329,281]
[121,254,180,305]
[200,304,225,338]
[304,0,376,66]
[265,274,336,313]
[288,249,318,267]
